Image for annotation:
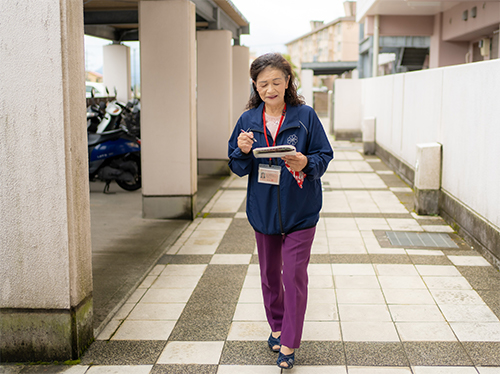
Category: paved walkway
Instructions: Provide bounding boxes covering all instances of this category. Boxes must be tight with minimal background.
[4,141,500,373]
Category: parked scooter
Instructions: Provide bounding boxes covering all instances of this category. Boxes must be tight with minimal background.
[92,89,140,136]
[88,124,141,193]
[122,98,141,138]
[95,100,124,133]
[86,87,106,132]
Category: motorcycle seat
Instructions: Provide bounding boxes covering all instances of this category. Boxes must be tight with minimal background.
[88,129,123,147]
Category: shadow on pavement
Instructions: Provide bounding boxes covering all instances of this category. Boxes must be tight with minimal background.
[89,175,227,333]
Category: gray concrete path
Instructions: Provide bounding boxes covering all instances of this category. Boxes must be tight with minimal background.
[3,141,500,373]
[90,175,226,332]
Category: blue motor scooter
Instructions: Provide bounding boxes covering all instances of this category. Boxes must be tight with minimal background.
[88,125,141,193]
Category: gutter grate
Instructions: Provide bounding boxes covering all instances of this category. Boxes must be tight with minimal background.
[386,231,458,248]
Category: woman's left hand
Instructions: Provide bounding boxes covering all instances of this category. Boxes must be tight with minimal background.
[282,152,308,172]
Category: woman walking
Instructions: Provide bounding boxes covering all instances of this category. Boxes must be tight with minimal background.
[228,53,333,369]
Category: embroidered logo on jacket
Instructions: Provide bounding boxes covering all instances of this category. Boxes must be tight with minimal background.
[287,134,298,146]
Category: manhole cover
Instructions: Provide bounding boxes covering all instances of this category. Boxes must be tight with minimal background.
[386,231,458,248]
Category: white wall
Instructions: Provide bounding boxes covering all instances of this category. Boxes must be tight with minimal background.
[334,79,362,132]
[344,59,500,229]
[440,60,500,227]
[400,68,443,166]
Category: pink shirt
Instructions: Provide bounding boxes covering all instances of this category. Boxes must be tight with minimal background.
[265,113,284,141]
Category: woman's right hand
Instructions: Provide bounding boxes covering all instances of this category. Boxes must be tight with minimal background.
[238,131,254,154]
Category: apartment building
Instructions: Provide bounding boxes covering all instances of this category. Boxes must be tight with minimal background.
[358,0,500,77]
[286,1,359,89]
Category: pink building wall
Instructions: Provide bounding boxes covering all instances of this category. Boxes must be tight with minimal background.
[430,12,469,68]
[365,15,434,36]
[363,2,499,69]
[442,1,500,41]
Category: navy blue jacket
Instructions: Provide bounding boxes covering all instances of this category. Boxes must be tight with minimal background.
[228,102,334,235]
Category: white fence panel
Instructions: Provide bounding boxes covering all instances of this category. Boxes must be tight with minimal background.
[363,75,395,154]
[440,59,500,228]
[391,74,405,159]
[334,59,500,229]
[401,68,444,167]
[333,79,362,133]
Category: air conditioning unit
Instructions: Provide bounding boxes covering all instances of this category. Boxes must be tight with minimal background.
[479,38,490,56]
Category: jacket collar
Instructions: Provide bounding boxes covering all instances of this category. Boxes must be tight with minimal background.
[248,102,300,132]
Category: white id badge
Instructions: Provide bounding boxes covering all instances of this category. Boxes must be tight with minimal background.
[258,164,281,185]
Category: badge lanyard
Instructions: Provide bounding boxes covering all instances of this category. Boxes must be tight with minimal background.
[262,103,307,189]
[263,104,286,165]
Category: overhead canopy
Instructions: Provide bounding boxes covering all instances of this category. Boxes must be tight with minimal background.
[356,0,460,23]
[83,0,250,43]
[301,61,358,76]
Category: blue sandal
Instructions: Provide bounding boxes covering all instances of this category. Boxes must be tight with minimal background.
[277,351,295,369]
[268,333,281,352]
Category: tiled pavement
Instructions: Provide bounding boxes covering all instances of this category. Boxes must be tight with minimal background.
[5,141,500,374]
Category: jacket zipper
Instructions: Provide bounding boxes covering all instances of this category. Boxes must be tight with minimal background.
[274,158,284,234]
[259,124,291,235]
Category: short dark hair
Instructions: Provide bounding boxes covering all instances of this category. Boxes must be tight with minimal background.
[246,53,305,110]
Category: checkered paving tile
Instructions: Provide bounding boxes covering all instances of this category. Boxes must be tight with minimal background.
[7,141,499,373]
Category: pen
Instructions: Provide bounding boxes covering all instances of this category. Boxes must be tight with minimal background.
[241,129,257,142]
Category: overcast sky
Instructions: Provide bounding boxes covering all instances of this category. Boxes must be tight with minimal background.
[84,0,347,72]
[231,0,347,56]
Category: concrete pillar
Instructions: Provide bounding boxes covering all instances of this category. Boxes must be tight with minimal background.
[0,0,93,362]
[362,117,376,155]
[139,0,197,219]
[328,90,334,135]
[103,43,132,102]
[414,143,442,215]
[372,15,380,77]
[232,45,250,127]
[197,30,233,175]
[498,26,500,60]
[301,69,314,107]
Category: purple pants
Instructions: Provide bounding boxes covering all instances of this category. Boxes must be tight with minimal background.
[255,226,316,349]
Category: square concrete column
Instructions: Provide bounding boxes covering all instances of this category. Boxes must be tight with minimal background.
[103,43,132,102]
[362,117,376,155]
[139,0,198,219]
[0,0,93,361]
[232,45,250,126]
[197,30,233,175]
[301,69,314,107]
[414,143,442,215]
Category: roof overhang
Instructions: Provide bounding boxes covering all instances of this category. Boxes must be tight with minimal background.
[301,61,358,76]
[356,0,461,23]
[83,0,249,42]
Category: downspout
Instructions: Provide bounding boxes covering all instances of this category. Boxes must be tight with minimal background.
[372,14,380,77]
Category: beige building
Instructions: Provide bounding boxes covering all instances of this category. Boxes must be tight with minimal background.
[85,71,103,83]
[286,1,359,89]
